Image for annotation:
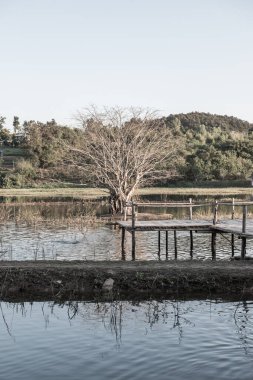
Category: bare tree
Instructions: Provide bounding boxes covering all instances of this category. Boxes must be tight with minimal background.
[71,106,180,214]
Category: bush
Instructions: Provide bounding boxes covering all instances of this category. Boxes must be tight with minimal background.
[0,159,37,188]
[15,159,36,179]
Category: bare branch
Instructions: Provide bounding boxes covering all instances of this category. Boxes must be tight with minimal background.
[69,106,182,213]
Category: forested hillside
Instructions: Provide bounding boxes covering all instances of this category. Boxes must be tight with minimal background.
[0,112,253,187]
[165,112,253,182]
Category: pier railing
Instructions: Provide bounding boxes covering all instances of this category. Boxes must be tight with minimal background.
[125,198,253,224]
[122,199,253,260]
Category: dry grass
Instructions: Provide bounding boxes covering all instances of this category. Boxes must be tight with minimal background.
[0,203,100,228]
[137,187,253,196]
[0,187,109,198]
[0,186,253,199]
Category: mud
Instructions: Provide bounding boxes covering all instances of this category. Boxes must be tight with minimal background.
[1,260,253,302]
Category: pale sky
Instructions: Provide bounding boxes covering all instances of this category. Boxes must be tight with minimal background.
[0,0,253,129]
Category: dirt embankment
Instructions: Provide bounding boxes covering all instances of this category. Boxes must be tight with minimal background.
[1,260,253,302]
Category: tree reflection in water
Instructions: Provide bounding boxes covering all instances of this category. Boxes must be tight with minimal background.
[233,300,253,355]
[0,299,253,354]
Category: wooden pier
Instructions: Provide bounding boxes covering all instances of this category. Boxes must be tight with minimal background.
[118,200,253,260]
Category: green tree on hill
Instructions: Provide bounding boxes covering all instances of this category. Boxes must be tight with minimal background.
[13,116,20,133]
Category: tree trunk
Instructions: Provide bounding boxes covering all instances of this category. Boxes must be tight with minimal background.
[109,189,135,215]
[109,193,124,215]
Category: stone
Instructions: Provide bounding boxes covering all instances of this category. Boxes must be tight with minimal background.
[102,278,114,291]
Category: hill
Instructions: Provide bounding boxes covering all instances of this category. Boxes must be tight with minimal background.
[1,112,253,187]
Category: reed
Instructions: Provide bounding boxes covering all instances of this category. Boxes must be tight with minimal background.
[0,202,100,228]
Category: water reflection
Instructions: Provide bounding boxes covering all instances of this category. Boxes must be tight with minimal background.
[0,300,253,380]
[0,195,253,261]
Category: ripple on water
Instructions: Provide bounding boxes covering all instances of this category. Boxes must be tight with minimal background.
[0,221,252,261]
[1,300,252,380]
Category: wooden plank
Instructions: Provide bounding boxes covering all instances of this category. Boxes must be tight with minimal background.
[118,220,212,229]
[117,219,253,237]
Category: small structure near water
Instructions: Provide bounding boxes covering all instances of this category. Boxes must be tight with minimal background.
[118,199,252,261]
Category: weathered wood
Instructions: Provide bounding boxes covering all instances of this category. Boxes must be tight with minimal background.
[231,234,235,258]
[211,233,216,260]
[118,220,213,231]
[242,205,247,232]
[232,198,235,220]
[121,227,126,260]
[241,205,247,259]
[174,231,178,259]
[118,219,253,237]
[231,198,235,257]
[190,230,193,258]
[189,198,193,220]
[117,216,253,260]
[131,203,136,261]
[165,231,168,260]
[158,230,161,260]
[213,201,218,225]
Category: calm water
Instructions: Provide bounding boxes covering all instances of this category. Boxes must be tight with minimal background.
[0,300,253,380]
[0,195,253,261]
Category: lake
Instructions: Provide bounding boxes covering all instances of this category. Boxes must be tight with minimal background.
[0,299,252,380]
[0,194,253,379]
[0,193,253,261]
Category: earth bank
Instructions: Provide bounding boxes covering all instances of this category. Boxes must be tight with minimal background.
[0,260,253,301]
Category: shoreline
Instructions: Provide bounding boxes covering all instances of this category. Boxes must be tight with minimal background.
[1,260,253,302]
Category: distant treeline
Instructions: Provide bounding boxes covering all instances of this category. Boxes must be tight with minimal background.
[164,112,253,182]
[0,112,253,187]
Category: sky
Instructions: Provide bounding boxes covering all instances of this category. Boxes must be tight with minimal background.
[0,0,253,129]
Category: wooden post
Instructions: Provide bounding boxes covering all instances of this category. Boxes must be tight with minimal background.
[231,233,235,258]
[123,203,127,221]
[189,198,193,220]
[231,198,235,220]
[174,230,178,260]
[190,230,193,258]
[213,200,218,225]
[158,230,161,260]
[165,230,168,260]
[121,227,126,260]
[131,202,136,261]
[211,200,218,259]
[211,233,216,260]
[241,205,247,259]
[231,198,235,258]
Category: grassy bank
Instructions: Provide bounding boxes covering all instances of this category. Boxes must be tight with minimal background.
[0,187,109,198]
[0,186,253,198]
